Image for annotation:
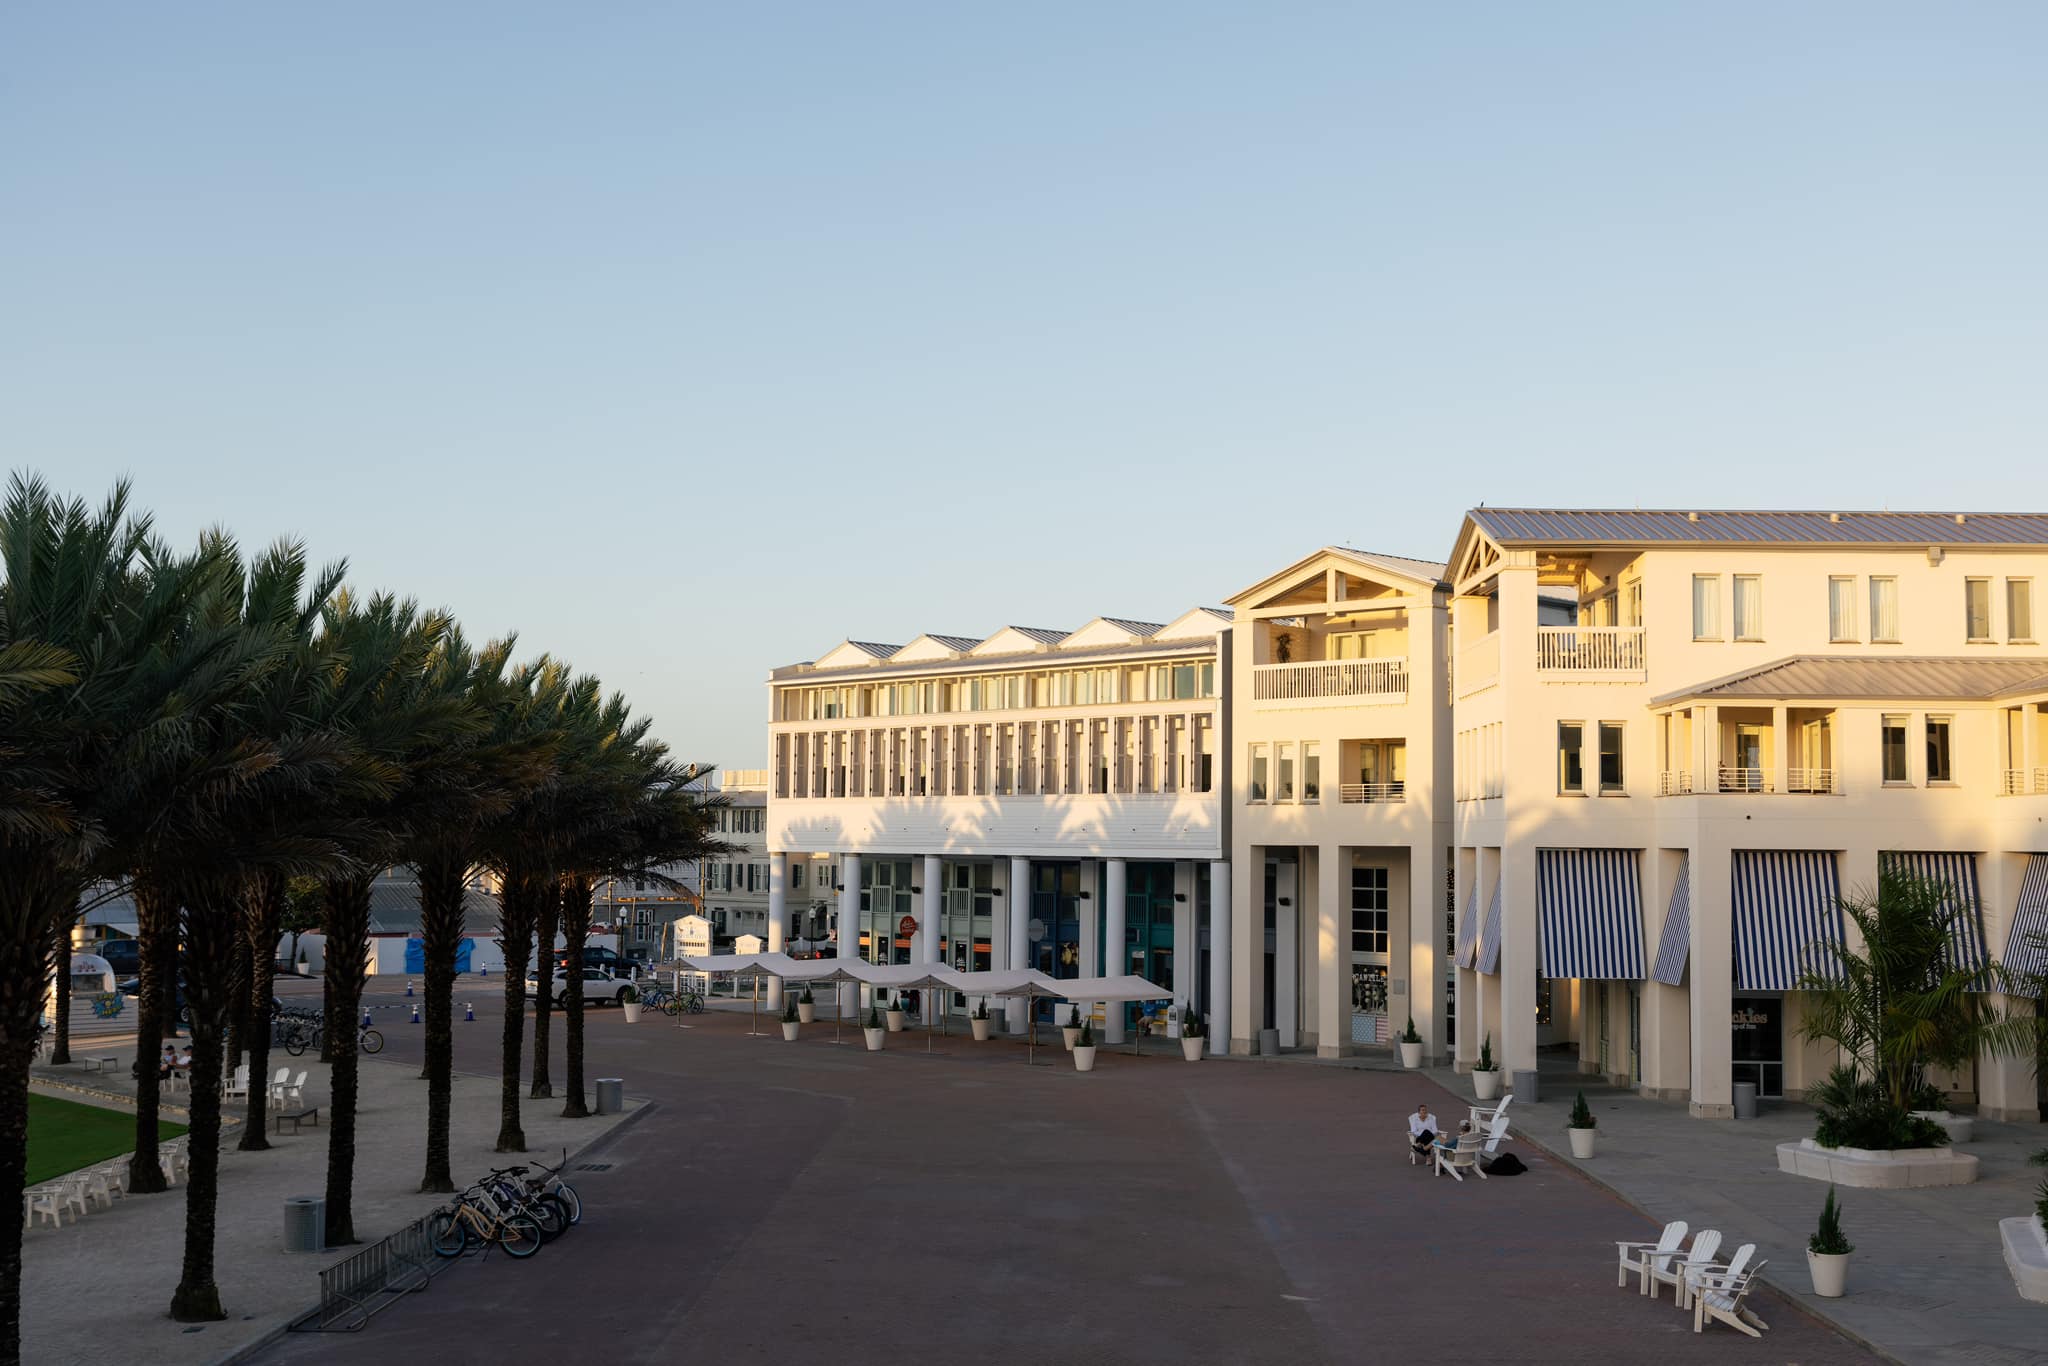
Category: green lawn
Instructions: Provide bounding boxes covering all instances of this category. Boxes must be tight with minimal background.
[27,1094,187,1185]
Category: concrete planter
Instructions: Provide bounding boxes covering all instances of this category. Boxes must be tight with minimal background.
[781,1021,800,1042]
[1568,1126,1597,1159]
[1061,1026,1081,1052]
[863,1027,886,1052]
[1912,1110,1975,1144]
[797,1002,816,1024]
[1776,1138,1979,1188]
[1073,1045,1097,1073]
[1999,1215,2048,1304]
[620,1002,642,1024]
[885,1009,906,1033]
[1473,1068,1501,1101]
[970,1016,991,1041]
[1807,1250,1850,1298]
[1398,1041,1422,1069]
[1181,1036,1204,1062]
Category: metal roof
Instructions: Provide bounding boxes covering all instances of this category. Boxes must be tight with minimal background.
[845,640,900,658]
[1468,508,2048,549]
[1328,546,1449,583]
[771,633,1220,683]
[1006,626,1068,644]
[924,634,982,653]
[1653,655,2048,706]
[1099,617,1166,636]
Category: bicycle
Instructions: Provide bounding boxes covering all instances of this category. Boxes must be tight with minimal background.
[429,1178,545,1259]
[521,1149,582,1226]
[660,989,706,1017]
[485,1163,574,1238]
[282,1019,384,1057]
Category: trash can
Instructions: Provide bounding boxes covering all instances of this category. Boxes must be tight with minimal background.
[283,1196,325,1253]
[1733,1081,1758,1120]
[595,1077,624,1115]
[1257,1028,1280,1058]
[1511,1069,1540,1105]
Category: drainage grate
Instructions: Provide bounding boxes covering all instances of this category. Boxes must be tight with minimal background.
[575,1162,613,1172]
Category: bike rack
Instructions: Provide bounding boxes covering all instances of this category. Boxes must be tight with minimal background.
[288,1212,447,1333]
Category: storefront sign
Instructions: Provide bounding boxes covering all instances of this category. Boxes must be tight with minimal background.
[898,915,918,938]
[1731,1007,1772,1030]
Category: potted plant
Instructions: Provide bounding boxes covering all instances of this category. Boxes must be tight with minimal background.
[797,983,816,1024]
[1061,1005,1083,1052]
[1397,1017,1423,1069]
[619,983,642,1024]
[885,995,907,1033]
[1472,1033,1501,1100]
[863,1004,886,1052]
[1073,1020,1097,1073]
[1807,1186,1852,1297]
[1180,1006,1205,1062]
[1567,1090,1597,1158]
[970,999,992,1041]
[780,999,801,1042]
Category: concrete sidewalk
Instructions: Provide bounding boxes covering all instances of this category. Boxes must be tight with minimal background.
[23,1045,640,1366]
[1416,1062,2046,1366]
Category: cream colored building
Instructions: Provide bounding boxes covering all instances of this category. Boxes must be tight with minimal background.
[1447,509,2048,1121]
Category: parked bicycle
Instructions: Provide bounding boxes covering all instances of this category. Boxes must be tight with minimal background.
[281,1017,384,1057]
[659,987,706,1016]
[429,1176,544,1259]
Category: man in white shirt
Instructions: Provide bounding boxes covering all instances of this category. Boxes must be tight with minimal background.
[1408,1103,1440,1159]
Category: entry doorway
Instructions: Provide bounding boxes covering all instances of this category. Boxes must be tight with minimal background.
[1731,994,1785,1099]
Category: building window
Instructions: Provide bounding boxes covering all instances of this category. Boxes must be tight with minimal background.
[1249,745,1268,802]
[1350,866,1389,954]
[1966,579,1993,642]
[1691,575,1720,640]
[1869,576,1900,642]
[1302,742,1321,803]
[1881,714,1909,784]
[1925,716,1953,783]
[2011,579,2035,642]
[1598,723,1625,794]
[1558,722,1584,794]
[1276,744,1295,802]
[1732,575,1762,641]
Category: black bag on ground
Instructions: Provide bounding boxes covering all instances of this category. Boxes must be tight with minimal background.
[1480,1153,1527,1176]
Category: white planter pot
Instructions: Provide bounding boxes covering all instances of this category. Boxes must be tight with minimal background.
[863,1027,886,1052]
[1568,1126,1597,1159]
[1398,1041,1422,1069]
[1807,1250,1849,1298]
[621,1002,642,1024]
[797,1002,816,1024]
[885,1009,906,1034]
[1073,1045,1097,1073]
[1912,1110,1975,1144]
[1061,1026,1081,1051]
[1181,1036,1204,1062]
[781,1020,800,1042]
[1165,1017,1182,1040]
[1473,1069,1501,1101]
[970,1017,991,1041]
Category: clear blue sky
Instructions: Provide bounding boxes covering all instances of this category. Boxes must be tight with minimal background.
[7,4,2044,769]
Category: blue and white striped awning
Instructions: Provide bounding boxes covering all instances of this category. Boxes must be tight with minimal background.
[2002,854,2048,991]
[1733,850,1845,990]
[1478,879,1505,975]
[1454,880,1482,970]
[1880,851,1989,975]
[1651,854,1691,987]
[1537,849,1645,980]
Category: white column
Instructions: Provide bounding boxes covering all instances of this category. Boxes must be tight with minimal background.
[1689,844,1732,1116]
[1008,856,1031,1034]
[766,853,788,1009]
[1315,846,1345,1058]
[921,855,943,1025]
[1208,861,1231,1057]
[1104,858,1127,1044]
[837,853,862,1020]
[1499,842,1538,1074]
[1275,858,1299,1049]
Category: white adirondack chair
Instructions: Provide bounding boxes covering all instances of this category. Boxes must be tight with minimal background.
[268,1067,291,1101]
[1472,1111,1513,1177]
[282,1070,308,1104]
[23,1186,70,1230]
[1647,1229,1721,1306]
[1469,1091,1513,1133]
[1686,1241,1755,1303]
[1615,1220,1688,1291]
[222,1064,250,1102]
[1693,1257,1771,1337]
[1435,1132,1483,1181]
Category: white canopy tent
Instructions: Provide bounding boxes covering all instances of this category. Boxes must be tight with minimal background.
[1046,975,1174,1055]
[683,952,811,1035]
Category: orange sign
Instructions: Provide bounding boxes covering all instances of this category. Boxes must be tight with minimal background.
[898,915,918,938]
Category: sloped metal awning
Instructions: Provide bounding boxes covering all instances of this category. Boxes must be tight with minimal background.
[1536,849,1645,981]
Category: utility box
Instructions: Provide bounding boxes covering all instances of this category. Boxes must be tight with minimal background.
[595,1077,624,1114]
[284,1196,325,1253]
[1511,1069,1540,1104]
[1733,1081,1758,1120]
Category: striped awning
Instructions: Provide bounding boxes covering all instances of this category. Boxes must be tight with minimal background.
[1880,851,1989,975]
[1478,879,1505,975]
[1537,849,1645,980]
[1454,879,1482,970]
[2002,854,2048,991]
[1651,854,1691,986]
[1733,850,1845,990]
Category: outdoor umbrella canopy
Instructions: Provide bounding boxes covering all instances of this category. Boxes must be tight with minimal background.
[856,962,977,1053]
[1050,975,1174,1055]
[682,952,800,1035]
[775,957,872,1044]
[965,969,1065,1065]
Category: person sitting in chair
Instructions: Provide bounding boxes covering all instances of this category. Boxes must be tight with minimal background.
[1436,1120,1470,1167]
[1408,1103,1440,1159]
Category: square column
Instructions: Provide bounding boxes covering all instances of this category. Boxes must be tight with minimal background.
[1453,847,1477,1069]
[1640,850,1690,1101]
[1409,840,1445,1064]
[1229,854,1257,1056]
[1275,856,1299,1049]
[1499,843,1538,1074]
[1315,845,1345,1058]
[1476,848,1502,1067]
[1104,858,1127,1044]
[1689,846,1732,1116]
[766,853,788,1009]
[1208,861,1230,1057]
[1008,856,1030,1035]
[922,854,944,1025]
[1976,851,2036,1120]
[836,853,862,1021]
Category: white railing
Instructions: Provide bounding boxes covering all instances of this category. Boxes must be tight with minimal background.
[1456,632,1500,697]
[1717,766,1773,793]
[1339,782,1407,803]
[2003,768,2048,795]
[1535,626,1646,675]
[1787,767,1838,794]
[1251,658,1407,706]
[1658,771,1694,796]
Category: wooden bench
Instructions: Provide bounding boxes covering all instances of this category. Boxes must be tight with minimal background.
[274,1106,321,1136]
[81,1056,120,1075]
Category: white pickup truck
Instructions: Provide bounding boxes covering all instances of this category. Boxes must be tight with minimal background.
[524,966,635,1006]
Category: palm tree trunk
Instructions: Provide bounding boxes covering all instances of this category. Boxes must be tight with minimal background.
[320,873,373,1246]
[0,876,71,1366]
[169,883,231,1322]
[560,877,591,1119]
[127,879,175,1195]
[529,882,557,1098]
[223,930,251,1076]
[50,932,71,1067]
[415,851,467,1192]
[237,873,284,1152]
[495,873,533,1152]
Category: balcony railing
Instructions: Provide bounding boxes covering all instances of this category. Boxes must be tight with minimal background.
[1251,658,1407,708]
[1717,766,1773,793]
[2003,768,2048,795]
[1456,631,1500,698]
[1787,767,1838,794]
[1536,626,1646,678]
[1339,782,1407,803]
[1658,771,1694,796]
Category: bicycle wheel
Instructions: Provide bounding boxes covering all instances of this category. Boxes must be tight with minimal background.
[687,996,706,1015]
[527,1194,565,1241]
[429,1207,470,1257]
[549,1181,581,1225]
[499,1212,544,1259]
[359,1028,384,1055]
[661,998,681,1017]
[284,1028,310,1058]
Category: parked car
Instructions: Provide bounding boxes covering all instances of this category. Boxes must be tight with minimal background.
[525,966,635,1006]
[552,945,637,978]
[96,938,141,977]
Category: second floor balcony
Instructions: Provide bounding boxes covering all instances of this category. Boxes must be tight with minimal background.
[1251,657,1407,708]
[1536,626,1646,681]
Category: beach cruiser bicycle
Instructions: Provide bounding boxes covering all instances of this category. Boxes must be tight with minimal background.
[430,1175,545,1259]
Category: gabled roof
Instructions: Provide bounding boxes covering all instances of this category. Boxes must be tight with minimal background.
[970,626,1067,655]
[813,639,902,668]
[1152,607,1233,641]
[1226,546,1443,609]
[1327,546,1449,584]
[1062,617,1162,648]
[1466,508,2048,549]
[890,633,981,662]
[1652,655,2048,707]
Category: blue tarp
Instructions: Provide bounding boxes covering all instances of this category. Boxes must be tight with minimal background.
[402,938,474,973]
